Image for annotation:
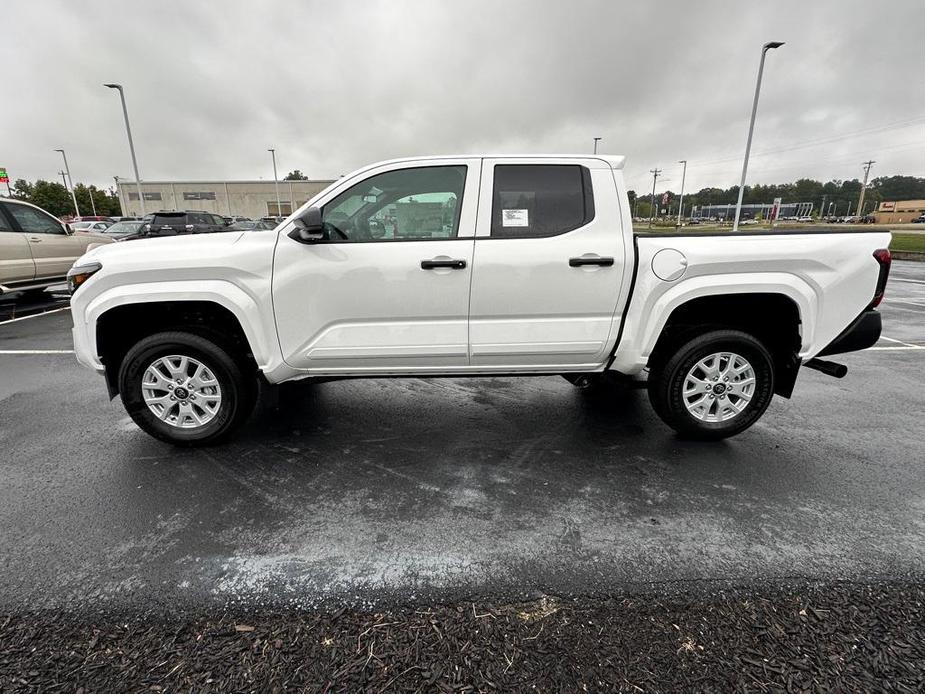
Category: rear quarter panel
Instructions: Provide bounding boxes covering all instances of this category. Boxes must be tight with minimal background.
[612,230,892,374]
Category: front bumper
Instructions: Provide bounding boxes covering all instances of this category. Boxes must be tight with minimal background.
[817,310,882,357]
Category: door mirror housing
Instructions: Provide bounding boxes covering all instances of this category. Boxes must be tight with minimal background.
[289,206,325,243]
[64,223,73,235]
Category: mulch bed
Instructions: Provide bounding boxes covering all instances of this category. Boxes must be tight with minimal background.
[2,581,924,692]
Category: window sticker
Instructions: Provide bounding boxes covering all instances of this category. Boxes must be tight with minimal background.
[502,209,529,227]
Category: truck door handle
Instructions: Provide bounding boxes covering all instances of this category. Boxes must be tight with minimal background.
[28,236,42,243]
[421,258,467,270]
[569,256,614,267]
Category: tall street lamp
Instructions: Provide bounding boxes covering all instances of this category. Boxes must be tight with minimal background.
[104,83,145,216]
[268,149,282,217]
[732,41,784,232]
[54,149,81,218]
[593,137,602,154]
[676,160,687,227]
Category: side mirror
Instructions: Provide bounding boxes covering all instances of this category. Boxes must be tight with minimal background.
[289,206,325,243]
[64,223,73,235]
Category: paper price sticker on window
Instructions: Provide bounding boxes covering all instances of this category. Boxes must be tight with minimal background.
[502,209,529,227]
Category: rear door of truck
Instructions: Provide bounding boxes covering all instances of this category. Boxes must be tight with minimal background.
[468,157,628,368]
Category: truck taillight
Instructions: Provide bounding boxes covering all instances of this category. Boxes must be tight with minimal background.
[870,248,891,308]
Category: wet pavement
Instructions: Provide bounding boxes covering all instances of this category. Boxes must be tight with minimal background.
[0,262,923,614]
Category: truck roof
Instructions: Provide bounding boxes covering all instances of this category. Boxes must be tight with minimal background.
[360,154,626,170]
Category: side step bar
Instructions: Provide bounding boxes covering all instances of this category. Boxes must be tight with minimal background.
[804,358,848,378]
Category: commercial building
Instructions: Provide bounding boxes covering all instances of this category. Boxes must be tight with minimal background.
[871,200,925,224]
[691,201,814,220]
[115,179,335,219]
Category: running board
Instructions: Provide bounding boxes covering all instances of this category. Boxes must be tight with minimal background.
[803,358,848,378]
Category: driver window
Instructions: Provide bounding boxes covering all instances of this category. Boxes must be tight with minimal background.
[321,165,466,242]
[6,204,66,234]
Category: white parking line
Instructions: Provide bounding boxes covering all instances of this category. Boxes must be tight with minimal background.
[0,349,74,354]
[867,346,925,351]
[891,277,925,285]
[0,306,69,326]
[880,336,921,347]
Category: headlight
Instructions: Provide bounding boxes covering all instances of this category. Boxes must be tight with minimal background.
[67,262,102,294]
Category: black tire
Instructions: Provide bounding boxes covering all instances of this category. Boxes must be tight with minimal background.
[648,329,775,440]
[118,331,257,446]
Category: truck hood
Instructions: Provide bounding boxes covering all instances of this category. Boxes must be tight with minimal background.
[76,231,247,268]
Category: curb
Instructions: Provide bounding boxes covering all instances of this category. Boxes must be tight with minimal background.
[891,250,925,262]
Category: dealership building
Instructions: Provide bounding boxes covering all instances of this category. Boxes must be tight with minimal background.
[115,179,335,219]
[871,199,925,224]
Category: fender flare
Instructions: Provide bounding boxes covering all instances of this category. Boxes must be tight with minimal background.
[84,280,278,371]
[611,272,817,374]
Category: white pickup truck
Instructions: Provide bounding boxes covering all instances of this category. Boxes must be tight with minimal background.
[68,155,892,445]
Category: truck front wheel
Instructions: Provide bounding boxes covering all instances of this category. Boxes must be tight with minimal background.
[648,329,775,440]
[118,331,257,446]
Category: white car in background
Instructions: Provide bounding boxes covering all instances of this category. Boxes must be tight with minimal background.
[71,220,113,233]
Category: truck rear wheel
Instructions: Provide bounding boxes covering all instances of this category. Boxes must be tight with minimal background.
[648,329,774,440]
[118,331,257,446]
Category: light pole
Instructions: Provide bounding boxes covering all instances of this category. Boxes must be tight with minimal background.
[54,149,81,218]
[268,148,282,217]
[593,137,602,154]
[104,83,145,216]
[676,160,687,227]
[732,41,784,232]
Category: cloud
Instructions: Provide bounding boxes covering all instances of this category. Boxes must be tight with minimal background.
[3,0,924,194]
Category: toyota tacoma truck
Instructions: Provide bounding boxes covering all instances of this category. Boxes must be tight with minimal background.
[67,155,891,445]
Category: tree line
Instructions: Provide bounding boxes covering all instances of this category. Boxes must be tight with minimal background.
[6,172,925,220]
[7,178,122,218]
[627,175,925,218]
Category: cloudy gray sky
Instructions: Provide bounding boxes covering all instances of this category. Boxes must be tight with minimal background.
[3,0,924,195]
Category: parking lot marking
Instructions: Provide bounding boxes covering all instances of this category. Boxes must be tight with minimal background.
[881,336,922,347]
[0,306,69,326]
[0,349,75,355]
[867,345,925,351]
[891,277,925,286]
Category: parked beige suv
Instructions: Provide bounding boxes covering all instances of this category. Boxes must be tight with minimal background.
[0,198,115,295]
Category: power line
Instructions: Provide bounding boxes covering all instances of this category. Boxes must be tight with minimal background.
[693,114,925,166]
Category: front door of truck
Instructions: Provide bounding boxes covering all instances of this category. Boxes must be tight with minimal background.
[468,159,627,368]
[272,159,480,373]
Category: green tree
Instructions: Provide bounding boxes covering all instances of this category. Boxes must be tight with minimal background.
[284,170,308,180]
[73,183,122,217]
[30,179,74,217]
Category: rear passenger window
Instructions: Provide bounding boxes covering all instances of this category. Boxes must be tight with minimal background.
[491,165,594,238]
[0,205,14,232]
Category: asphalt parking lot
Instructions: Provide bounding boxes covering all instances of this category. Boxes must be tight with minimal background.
[1,262,924,615]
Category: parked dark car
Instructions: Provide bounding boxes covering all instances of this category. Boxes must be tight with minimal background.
[102,220,147,239]
[126,210,230,240]
[913,215,925,224]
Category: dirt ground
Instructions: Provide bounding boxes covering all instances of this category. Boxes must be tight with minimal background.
[3,580,924,692]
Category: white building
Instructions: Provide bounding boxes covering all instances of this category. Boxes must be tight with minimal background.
[115,178,335,218]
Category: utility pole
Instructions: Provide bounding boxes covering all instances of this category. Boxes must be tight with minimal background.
[54,149,81,218]
[58,170,69,189]
[104,84,145,216]
[593,137,602,154]
[648,168,662,229]
[819,194,826,220]
[857,160,875,221]
[676,160,687,227]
